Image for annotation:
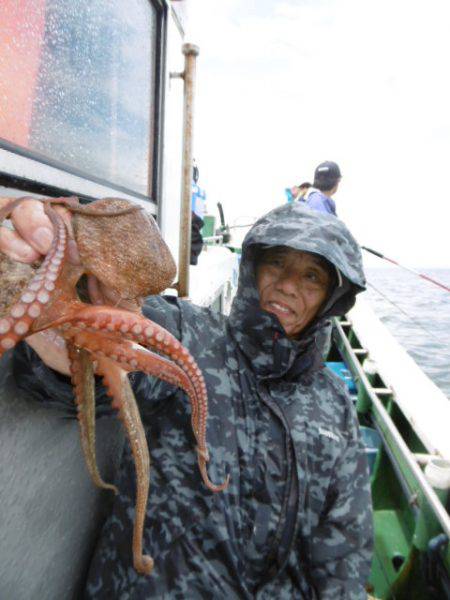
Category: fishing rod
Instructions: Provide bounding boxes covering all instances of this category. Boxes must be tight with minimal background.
[366,281,449,349]
[361,246,450,293]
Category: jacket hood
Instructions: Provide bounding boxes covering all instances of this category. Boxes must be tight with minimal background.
[228,203,365,381]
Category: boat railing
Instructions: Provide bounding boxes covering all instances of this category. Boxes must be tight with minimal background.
[333,316,450,539]
[202,235,225,244]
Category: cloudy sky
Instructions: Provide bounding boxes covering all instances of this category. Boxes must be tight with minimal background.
[186,0,450,268]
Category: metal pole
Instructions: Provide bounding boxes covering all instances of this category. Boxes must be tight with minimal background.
[177,43,199,298]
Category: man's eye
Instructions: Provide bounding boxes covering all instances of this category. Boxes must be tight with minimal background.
[306,271,319,281]
[305,270,327,286]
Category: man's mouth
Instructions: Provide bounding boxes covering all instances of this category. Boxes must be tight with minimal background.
[267,300,294,316]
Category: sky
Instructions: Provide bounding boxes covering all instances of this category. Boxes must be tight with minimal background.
[185,0,450,268]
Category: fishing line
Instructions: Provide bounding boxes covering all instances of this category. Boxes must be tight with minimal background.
[361,247,450,293]
[366,280,449,350]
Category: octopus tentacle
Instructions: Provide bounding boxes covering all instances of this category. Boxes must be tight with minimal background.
[0,197,27,221]
[65,327,198,403]
[58,307,203,425]
[66,203,143,217]
[0,206,68,355]
[0,196,142,221]
[0,196,80,223]
[67,342,118,493]
[95,356,154,575]
[64,326,203,466]
[197,453,230,493]
[61,325,201,574]
[65,326,227,570]
[58,307,229,492]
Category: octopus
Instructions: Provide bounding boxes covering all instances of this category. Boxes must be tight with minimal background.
[0,196,228,575]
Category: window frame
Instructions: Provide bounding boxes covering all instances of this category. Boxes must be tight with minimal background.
[0,0,167,209]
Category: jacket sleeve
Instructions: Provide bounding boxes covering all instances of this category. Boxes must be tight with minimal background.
[12,295,183,419]
[308,405,374,599]
[13,340,117,416]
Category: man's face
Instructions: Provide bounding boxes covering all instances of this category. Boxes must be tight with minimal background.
[256,247,331,338]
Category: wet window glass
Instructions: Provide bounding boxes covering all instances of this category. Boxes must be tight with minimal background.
[0,0,159,196]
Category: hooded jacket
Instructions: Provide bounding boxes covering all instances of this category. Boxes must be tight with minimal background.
[304,189,337,216]
[14,203,372,599]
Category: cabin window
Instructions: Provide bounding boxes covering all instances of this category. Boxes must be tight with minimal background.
[0,0,164,198]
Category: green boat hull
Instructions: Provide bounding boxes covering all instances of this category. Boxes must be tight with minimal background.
[330,305,450,599]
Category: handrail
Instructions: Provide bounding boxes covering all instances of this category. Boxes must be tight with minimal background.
[203,235,224,243]
[333,317,450,538]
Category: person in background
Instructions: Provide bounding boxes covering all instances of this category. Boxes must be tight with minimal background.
[191,161,206,265]
[294,182,312,201]
[304,161,343,357]
[284,182,312,203]
[191,161,207,219]
[305,161,342,216]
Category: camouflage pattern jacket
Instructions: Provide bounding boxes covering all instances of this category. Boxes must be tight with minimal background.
[14,204,373,599]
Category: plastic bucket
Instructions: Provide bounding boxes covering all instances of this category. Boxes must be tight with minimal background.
[326,361,357,394]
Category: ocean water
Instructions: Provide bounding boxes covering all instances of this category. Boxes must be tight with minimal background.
[363,268,450,399]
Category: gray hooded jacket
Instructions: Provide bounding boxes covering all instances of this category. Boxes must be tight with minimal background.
[14,203,372,599]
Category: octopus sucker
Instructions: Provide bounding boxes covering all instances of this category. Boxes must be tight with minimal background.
[11,304,26,318]
[1,337,15,350]
[14,320,29,335]
[0,319,11,334]
[21,291,36,304]
[36,290,51,304]
[44,281,56,292]
[0,195,228,576]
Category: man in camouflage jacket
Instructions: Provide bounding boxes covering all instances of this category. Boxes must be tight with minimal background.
[14,203,373,599]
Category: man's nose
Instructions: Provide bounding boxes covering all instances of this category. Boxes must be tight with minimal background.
[275,269,299,294]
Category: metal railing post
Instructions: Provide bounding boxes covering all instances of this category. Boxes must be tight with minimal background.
[176,42,199,298]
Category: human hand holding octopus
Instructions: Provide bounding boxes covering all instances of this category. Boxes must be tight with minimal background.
[0,196,228,575]
[0,197,77,373]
